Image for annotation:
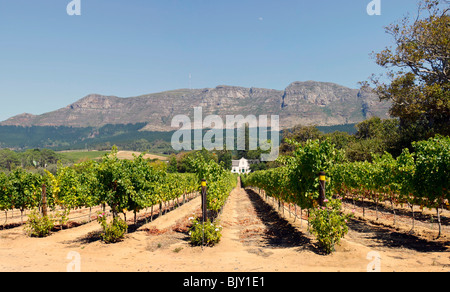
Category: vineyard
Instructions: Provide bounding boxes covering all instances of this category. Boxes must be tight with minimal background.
[0,147,236,242]
[0,137,449,271]
[0,153,192,222]
[242,135,450,252]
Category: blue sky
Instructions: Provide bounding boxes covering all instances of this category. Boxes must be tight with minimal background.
[0,0,420,121]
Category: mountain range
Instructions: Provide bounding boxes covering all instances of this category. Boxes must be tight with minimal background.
[1,81,391,131]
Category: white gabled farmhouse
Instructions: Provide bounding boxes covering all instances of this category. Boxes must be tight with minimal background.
[231,158,259,174]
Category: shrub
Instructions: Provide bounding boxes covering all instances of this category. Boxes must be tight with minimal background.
[308,199,350,254]
[189,218,222,246]
[97,212,128,243]
[25,209,54,237]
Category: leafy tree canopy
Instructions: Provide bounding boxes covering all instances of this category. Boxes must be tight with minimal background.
[364,0,450,145]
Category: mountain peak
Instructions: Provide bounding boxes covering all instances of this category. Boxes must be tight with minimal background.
[1,113,36,126]
[67,94,120,110]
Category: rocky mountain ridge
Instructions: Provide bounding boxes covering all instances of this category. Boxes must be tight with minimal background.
[1,81,391,131]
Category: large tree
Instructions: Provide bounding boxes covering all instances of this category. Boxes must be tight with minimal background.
[365,0,449,147]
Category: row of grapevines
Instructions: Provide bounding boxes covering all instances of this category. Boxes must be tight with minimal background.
[0,168,42,222]
[244,136,449,217]
[184,153,237,246]
[0,147,199,223]
[243,135,449,242]
[188,152,237,214]
[242,139,350,253]
[330,135,449,236]
[243,139,345,209]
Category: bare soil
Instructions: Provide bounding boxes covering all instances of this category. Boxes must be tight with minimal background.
[116,151,168,161]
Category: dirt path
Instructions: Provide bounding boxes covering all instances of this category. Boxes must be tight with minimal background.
[0,186,448,272]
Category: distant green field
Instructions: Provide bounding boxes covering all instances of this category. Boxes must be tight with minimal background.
[59,151,110,162]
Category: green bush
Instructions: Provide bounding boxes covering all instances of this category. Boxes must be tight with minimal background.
[308,199,351,254]
[189,218,222,247]
[97,212,128,243]
[25,209,54,237]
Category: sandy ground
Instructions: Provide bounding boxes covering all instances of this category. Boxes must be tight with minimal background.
[116,151,168,161]
[0,185,448,272]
